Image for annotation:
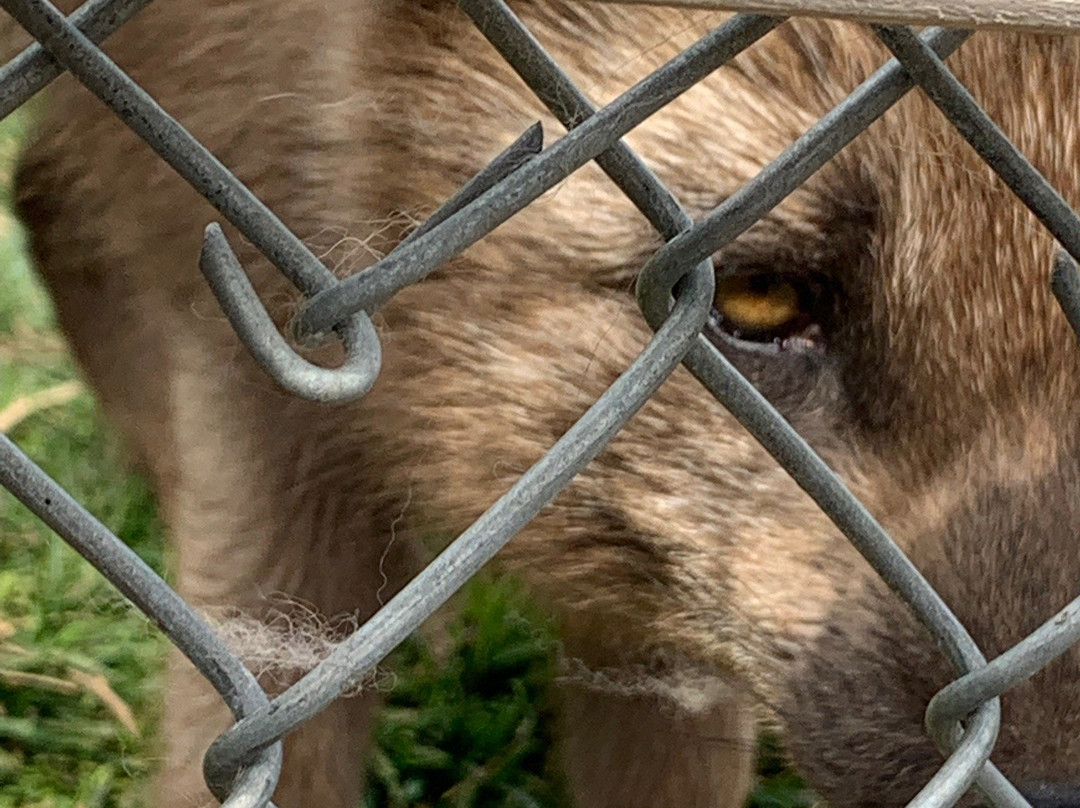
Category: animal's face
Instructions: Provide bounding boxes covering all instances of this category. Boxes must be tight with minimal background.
[13,1,1080,804]
[372,10,1080,804]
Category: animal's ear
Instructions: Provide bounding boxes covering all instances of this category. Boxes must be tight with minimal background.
[574,0,1080,34]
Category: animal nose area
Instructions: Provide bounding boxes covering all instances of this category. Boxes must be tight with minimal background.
[916,442,1080,788]
[978,784,1080,808]
[772,425,1080,808]
[1015,784,1080,808]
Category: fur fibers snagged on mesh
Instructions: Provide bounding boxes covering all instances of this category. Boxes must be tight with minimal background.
[202,602,393,694]
[557,656,741,717]
[204,599,735,715]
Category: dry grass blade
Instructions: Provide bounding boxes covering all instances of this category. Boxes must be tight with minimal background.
[67,668,140,736]
[0,667,82,695]
[0,379,84,432]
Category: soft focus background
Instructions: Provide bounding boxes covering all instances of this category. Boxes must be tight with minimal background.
[0,110,811,808]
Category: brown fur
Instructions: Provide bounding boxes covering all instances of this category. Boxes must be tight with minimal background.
[10,1,1080,805]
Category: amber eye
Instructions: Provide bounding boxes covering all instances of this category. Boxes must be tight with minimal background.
[710,271,829,350]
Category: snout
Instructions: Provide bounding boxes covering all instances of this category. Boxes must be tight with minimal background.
[1013,783,1080,808]
[918,451,1080,798]
[776,437,1080,807]
[974,784,1080,808]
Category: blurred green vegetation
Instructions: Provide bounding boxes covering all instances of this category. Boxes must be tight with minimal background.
[365,581,567,808]
[0,109,165,808]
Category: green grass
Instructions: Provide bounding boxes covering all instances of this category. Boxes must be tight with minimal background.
[0,112,164,808]
[365,581,567,808]
[0,112,814,808]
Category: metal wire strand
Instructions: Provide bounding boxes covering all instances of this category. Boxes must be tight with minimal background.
[395,121,544,248]
[292,120,546,343]
[873,25,1080,266]
[202,122,545,395]
[0,0,152,120]
[1052,251,1080,337]
[199,224,382,403]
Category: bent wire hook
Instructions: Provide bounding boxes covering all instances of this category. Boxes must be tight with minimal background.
[198,121,545,401]
[0,0,386,404]
[199,224,382,404]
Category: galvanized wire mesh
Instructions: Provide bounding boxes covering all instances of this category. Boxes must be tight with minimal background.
[3,0,1080,806]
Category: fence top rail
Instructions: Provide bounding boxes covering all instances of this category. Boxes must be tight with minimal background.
[587,0,1080,33]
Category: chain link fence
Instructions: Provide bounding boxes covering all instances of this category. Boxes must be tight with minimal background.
[2,0,1080,805]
